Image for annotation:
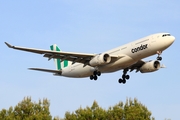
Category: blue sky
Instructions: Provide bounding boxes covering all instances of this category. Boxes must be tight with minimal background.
[1,0,180,119]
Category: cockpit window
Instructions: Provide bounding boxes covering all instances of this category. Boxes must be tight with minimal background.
[162,34,171,37]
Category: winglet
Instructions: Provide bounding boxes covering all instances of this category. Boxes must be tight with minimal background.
[4,42,14,48]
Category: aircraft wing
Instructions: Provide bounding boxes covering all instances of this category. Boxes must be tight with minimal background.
[5,42,119,65]
[128,60,145,72]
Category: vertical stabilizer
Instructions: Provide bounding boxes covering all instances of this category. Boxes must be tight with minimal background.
[50,44,69,70]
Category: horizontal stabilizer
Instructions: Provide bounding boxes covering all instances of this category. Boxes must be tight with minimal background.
[29,68,62,74]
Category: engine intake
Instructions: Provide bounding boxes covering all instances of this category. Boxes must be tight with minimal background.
[89,53,111,67]
[140,60,160,73]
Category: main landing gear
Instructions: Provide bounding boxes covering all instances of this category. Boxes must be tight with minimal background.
[118,69,130,84]
[90,70,101,81]
[157,51,162,61]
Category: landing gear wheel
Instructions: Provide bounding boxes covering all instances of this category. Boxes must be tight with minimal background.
[157,56,162,61]
[97,71,101,76]
[93,71,97,75]
[126,75,130,80]
[122,79,126,84]
[122,74,130,80]
[90,75,94,80]
[94,75,97,80]
[118,78,126,84]
[118,79,122,83]
[122,74,126,79]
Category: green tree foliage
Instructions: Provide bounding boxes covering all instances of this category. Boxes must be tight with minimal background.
[0,97,156,120]
[65,98,155,120]
[0,97,52,120]
[65,100,107,120]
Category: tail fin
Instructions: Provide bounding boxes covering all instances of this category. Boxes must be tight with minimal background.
[50,44,69,70]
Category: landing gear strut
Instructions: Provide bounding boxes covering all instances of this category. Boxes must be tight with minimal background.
[157,51,162,61]
[90,70,101,81]
[118,69,130,84]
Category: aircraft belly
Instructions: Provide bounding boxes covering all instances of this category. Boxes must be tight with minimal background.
[99,55,136,73]
[61,64,93,78]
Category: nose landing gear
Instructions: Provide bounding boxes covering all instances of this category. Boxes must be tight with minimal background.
[157,51,162,61]
[157,56,162,61]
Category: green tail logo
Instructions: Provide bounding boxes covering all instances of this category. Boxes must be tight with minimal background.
[50,44,68,70]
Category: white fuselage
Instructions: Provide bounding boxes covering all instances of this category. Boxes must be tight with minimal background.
[60,33,175,78]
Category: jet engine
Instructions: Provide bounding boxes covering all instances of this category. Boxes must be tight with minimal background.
[140,60,160,73]
[89,53,111,66]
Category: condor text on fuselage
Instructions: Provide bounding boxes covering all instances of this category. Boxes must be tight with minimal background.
[131,44,148,53]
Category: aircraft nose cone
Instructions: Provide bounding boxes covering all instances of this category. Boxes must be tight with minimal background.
[167,36,175,47]
[162,35,175,48]
[169,36,175,45]
[171,36,175,43]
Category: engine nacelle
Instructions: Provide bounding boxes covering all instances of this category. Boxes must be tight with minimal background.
[140,60,160,73]
[89,53,111,67]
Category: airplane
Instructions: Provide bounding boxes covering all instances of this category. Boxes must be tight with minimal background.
[5,33,175,84]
